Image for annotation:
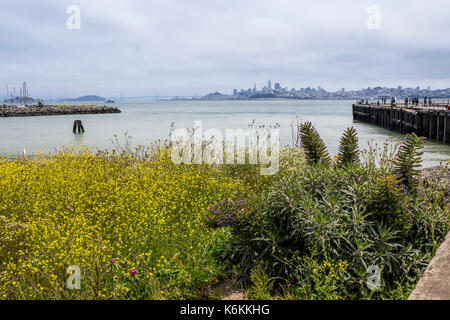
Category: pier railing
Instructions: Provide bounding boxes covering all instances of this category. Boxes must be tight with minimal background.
[359,100,450,111]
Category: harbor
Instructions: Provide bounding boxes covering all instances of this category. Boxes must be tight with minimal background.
[2,81,121,117]
[353,101,450,144]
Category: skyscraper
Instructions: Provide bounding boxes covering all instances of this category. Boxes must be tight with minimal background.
[268,80,272,90]
[23,81,27,101]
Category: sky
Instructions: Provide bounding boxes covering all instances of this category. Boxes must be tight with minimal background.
[1,0,450,98]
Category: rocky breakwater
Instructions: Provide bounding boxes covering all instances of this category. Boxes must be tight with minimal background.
[0,105,121,117]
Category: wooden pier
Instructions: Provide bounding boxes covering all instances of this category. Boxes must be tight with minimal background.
[352,103,450,144]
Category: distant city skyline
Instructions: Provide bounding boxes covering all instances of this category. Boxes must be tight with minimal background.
[4,79,450,102]
[194,81,450,101]
[230,80,442,96]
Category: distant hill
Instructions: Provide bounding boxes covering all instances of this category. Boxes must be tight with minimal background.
[199,92,233,100]
[62,95,106,102]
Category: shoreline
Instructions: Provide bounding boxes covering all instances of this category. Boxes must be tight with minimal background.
[0,105,121,117]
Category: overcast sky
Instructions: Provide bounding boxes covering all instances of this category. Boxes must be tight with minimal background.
[1,0,450,98]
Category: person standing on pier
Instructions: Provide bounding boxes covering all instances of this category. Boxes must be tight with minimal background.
[405,97,408,106]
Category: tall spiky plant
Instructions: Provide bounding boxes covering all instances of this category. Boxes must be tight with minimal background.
[338,127,360,166]
[392,133,424,191]
[299,122,331,165]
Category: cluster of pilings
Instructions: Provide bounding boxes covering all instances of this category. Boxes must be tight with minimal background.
[352,103,450,144]
[73,120,85,134]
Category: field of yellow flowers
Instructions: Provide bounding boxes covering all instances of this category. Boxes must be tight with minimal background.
[0,146,256,299]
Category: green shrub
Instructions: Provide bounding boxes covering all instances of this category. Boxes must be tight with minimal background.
[288,251,349,300]
[338,127,360,166]
[299,122,331,166]
[368,174,413,232]
[247,261,275,300]
[392,133,424,191]
[208,124,449,300]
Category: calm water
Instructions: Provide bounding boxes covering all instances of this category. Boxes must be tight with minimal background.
[1,100,449,167]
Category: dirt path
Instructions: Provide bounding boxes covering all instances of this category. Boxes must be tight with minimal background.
[205,279,246,300]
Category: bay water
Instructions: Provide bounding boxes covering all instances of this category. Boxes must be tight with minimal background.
[1,100,449,167]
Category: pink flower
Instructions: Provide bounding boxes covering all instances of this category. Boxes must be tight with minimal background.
[129,269,137,275]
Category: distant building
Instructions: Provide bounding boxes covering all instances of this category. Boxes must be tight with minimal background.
[214,81,450,101]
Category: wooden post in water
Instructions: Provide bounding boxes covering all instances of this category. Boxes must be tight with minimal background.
[389,104,393,130]
[429,113,433,139]
[400,108,403,133]
[79,121,85,133]
[72,120,85,134]
[444,114,448,144]
[437,114,440,142]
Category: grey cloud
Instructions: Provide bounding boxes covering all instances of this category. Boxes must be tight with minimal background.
[0,0,449,98]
